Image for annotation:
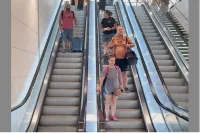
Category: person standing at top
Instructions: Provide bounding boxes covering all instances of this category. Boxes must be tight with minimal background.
[77,0,84,10]
[59,3,78,53]
[100,10,117,56]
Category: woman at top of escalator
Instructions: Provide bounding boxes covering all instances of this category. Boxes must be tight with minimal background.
[97,55,125,122]
[109,26,135,93]
[100,10,118,56]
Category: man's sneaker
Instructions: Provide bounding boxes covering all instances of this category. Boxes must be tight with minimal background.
[110,116,118,121]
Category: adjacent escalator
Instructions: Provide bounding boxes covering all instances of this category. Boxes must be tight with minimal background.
[131,5,188,110]
[37,10,86,132]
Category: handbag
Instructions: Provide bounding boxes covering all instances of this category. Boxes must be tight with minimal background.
[114,88,121,96]
[103,45,115,65]
[125,36,138,65]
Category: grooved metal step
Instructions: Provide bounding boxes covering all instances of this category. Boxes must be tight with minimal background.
[99,6,146,132]
[37,9,86,132]
[133,6,188,109]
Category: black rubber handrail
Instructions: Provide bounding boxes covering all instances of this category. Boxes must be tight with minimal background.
[11,0,63,112]
[121,0,188,121]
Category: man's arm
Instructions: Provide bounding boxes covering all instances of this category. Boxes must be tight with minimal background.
[73,13,78,26]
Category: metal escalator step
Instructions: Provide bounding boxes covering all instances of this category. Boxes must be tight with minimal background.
[146,37,161,41]
[147,41,163,45]
[116,100,139,109]
[42,106,79,115]
[118,92,137,100]
[53,69,82,75]
[171,93,188,102]
[127,77,134,84]
[114,109,142,118]
[106,128,145,132]
[154,55,170,60]
[49,82,81,89]
[57,52,83,58]
[143,29,157,33]
[141,26,155,29]
[152,50,168,55]
[156,60,174,66]
[140,23,153,26]
[144,33,159,37]
[167,86,188,93]
[45,97,80,106]
[161,72,180,78]
[164,78,185,86]
[40,115,78,126]
[158,66,177,72]
[51,75,82,82]
[47,89,80,97]
[150,45,165,50]
[38,126,77,132]
[105,119,144,129]
[54,63,82,69]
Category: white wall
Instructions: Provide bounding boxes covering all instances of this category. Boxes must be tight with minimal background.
[11,0,61,107]
[170,0,189,33]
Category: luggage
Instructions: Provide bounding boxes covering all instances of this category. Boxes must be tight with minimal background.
[72,27,83,52]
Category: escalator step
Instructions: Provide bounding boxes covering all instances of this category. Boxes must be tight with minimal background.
[51,75,82,82]
[38,126,77,132]
[52,69,82,75]
[105,119,144,129]
[49,82,81,89]
[47,89,80,97]
[40,115,78,126]
[42,106,79,115]
[45,97,80,106]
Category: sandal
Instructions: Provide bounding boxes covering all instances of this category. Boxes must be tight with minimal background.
[124,87,130,93]
[105,117,110,122]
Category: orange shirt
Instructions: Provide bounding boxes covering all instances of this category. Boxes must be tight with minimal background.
[110,36,134,59]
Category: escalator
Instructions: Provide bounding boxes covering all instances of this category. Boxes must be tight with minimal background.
[168,11,189,40]
[36,10,87,132]
[130,4,188,110]
[149,3,189,63]
[98,6,146,132]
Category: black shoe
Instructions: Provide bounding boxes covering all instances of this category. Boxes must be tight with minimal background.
[124,87,130,93]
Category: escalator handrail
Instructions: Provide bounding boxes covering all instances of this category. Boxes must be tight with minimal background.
[11,0,63,112]
[151,0,188,44]
[78,3,89,130]
[121,0,188,121]
[128,0,188,113]
[142,2,189,73]
[115,2,155,132]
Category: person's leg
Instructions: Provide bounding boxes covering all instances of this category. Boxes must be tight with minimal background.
[111,94,118,120]
[67,29,73,52]
[62,30,67,53]
[122,71,128,89]
[104,41,108,55]
[105,94,112,121]
[121,59,129,92]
